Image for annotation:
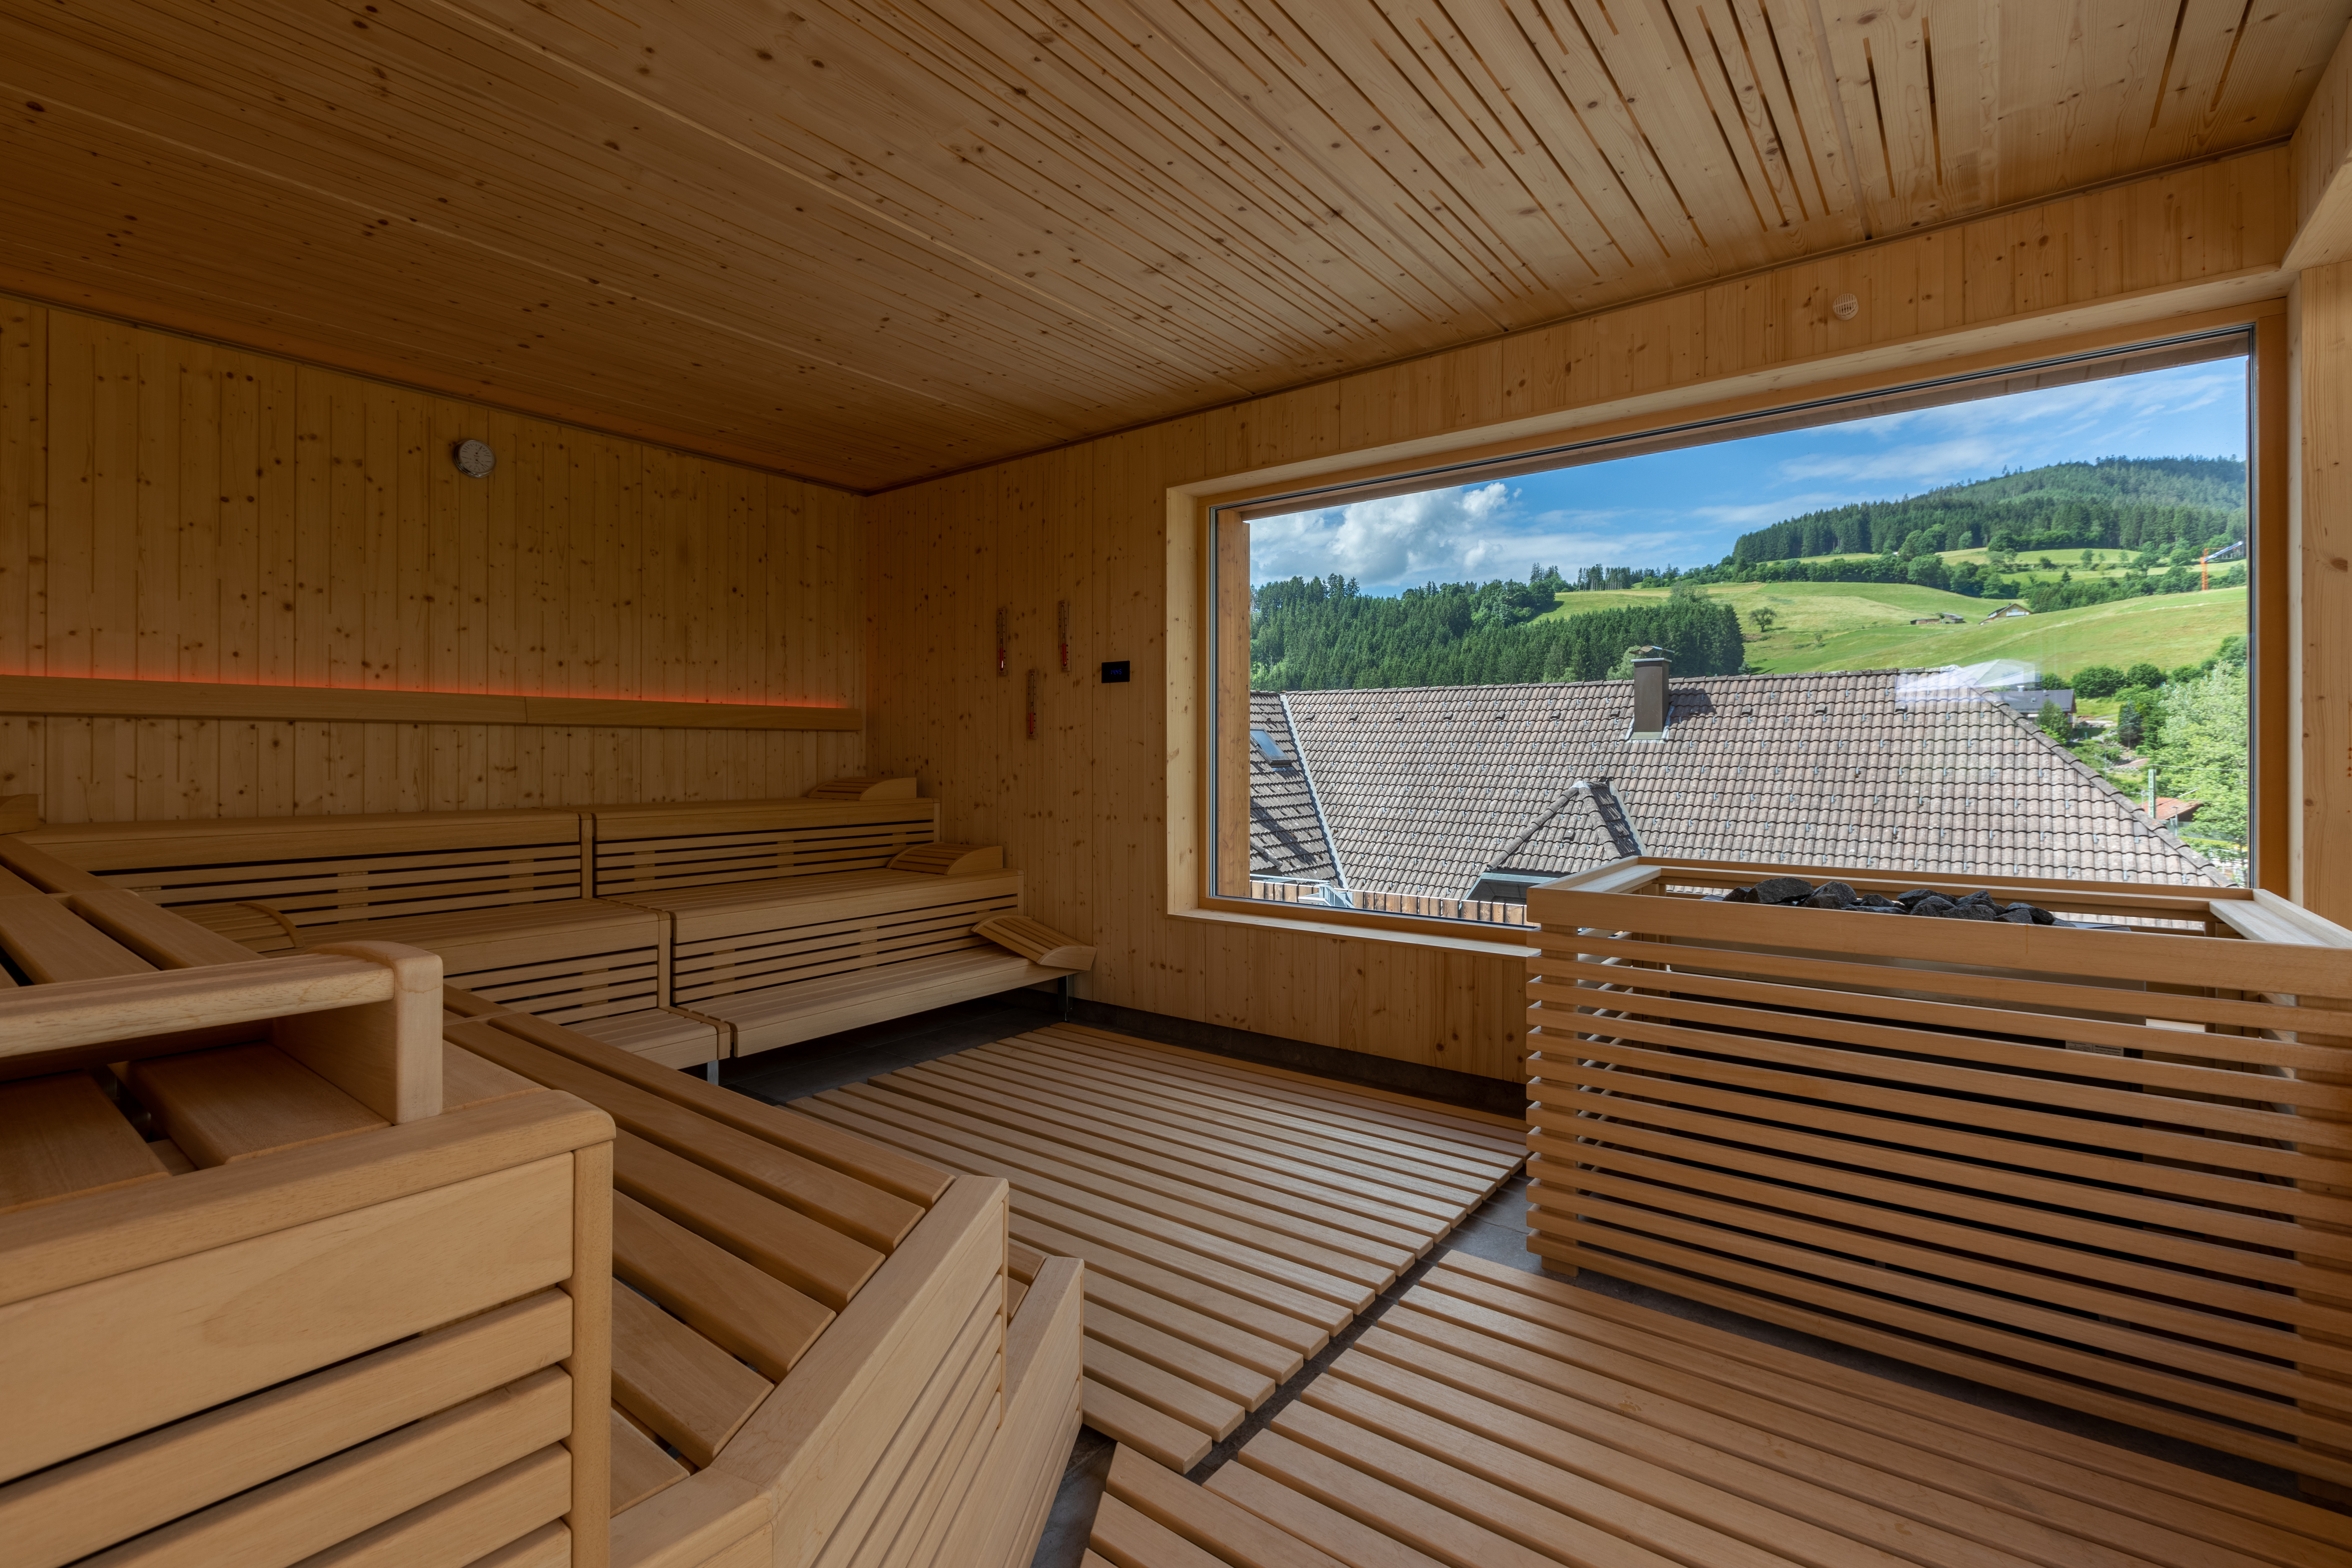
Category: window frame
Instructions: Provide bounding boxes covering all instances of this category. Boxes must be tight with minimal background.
[1179,309,2291,942]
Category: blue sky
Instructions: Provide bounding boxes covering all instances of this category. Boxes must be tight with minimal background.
[1251,358,2250,593]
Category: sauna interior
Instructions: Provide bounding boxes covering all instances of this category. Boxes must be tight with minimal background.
[6,3,2352,1567]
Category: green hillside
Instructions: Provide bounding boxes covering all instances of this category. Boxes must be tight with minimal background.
[1749,586,2244,675]
[1542,579,2245,679]
[1541,579,1984,638]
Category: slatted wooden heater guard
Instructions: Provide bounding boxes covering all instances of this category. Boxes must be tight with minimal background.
[1524,856,2352,1496]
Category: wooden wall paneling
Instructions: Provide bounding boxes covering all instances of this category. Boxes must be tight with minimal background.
[2297,261,2352,926]
[0,298,869,821]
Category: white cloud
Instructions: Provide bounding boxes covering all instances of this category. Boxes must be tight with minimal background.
[1251,483,1697,590]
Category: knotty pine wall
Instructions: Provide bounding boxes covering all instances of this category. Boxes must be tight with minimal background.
[0,297,864,821]
[866,146,2299,1084]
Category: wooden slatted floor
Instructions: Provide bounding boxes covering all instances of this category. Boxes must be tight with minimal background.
[793,1024,1527,1470]
[1083,1253,2352,1568]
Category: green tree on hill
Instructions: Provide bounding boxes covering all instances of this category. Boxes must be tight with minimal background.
[1725,457,2245,566]
[1248,574,1745,691]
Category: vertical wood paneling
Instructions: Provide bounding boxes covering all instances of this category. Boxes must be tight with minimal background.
[2297,262,2352,927]
[0,294,866,819]
[868,148,2293,1084]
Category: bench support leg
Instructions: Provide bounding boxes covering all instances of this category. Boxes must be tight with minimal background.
[1059,975,1073,1021]
[704,1060,722,1085]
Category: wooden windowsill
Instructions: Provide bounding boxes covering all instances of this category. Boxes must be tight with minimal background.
[1177,897,1536,958]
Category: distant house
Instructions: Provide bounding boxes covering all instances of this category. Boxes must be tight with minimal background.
[2151,797,2206,825]
[1247,666,2219,903]
[1995,688,2074,718]
[1981,602,2029,621]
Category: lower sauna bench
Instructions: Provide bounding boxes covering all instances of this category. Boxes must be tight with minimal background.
[439,988,1085,1568]
[1085,1254,2352,1568]
[628,867,1072,1058]
[0,1050,614,1568]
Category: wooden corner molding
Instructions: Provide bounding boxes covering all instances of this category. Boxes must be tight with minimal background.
[0,675,861,733]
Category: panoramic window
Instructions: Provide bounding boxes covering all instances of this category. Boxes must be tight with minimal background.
[1219,337,2257,928]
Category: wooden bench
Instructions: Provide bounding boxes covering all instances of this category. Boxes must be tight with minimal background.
[588,795,941,900]
[8,780,1091,1070]
[0,882,1082,1568]
[627,862,1067,1058]
[0,947,615,1568]
[18,809,590,954]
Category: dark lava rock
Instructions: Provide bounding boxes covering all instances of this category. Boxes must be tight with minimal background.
[2030,905,2058,925]
[1804,890,1851,908]
[1952,902,2001,920]
[1816,881,1858,904]
[2000,906,2037,923]
[1723,884,1759,903]
[1750,876,1815,905]
[1856,890,1896,907]
[1910,896,1956,917]
[1892,889,1939,906]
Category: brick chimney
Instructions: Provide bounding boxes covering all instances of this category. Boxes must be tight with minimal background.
[1631,654,1669,740]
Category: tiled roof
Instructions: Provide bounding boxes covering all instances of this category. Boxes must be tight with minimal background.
[1253,669,2220,897]
[1247,692,1335,882]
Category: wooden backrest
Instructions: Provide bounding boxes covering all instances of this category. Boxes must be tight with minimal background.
[18,811,588,940]
[590,798,940,899]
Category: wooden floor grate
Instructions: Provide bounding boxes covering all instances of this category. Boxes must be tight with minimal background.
[792,1024,1527,1471]
[1085,1252,2352,1567]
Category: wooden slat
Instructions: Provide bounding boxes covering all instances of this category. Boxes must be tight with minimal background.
[466,1000,949,1205]
[0,1290,571,1568]
[608,1409,688,1516]
[1013,1213,1322,1367]
[80,1368,571,1568]
[612,1128,879,1312]
[608,1286,770,1470]
[876,1057,1439,1252]
[443,1045,545,1114]
[1108,1260,2352,1568]
[1053,1026,1527,1148]
[796,1031,1524,1506]
[1103,1444,1349,1568]
[1424,1256,2352,1561]
[833,1080,1411,1284]
[284,1445,572,1568]
[1524,859,2352,1492]
[127,1042,387,1167]
[0,891,153,982]
[0,1152,575,1484]
[0,1070,165,1214]
[989,1038,1499,1194]
[967,1042,1489,1209]
[1202,1463,1448,1568]
[802,1279,1001,1568]
[462,1522,569,1568]
[611,1190,835,1379]
[447,1019,917,1253]
[797,1094,1377,1314]
[701,948,1074,1057]
[65,887,265,969]
[935,1049,1472,1219]
[1083,1377,1214,1476]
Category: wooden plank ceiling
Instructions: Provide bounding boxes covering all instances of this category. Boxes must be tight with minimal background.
[2,0,2342,490]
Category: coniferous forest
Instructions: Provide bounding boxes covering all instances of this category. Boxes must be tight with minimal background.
[1248,573,1743,691]
[1725,457,2244,564]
